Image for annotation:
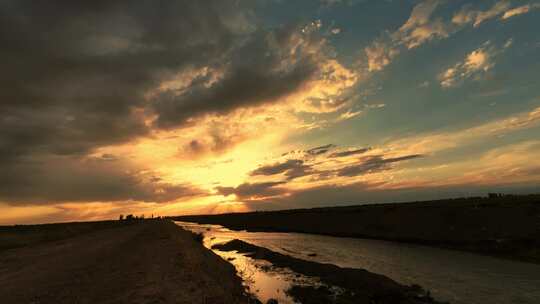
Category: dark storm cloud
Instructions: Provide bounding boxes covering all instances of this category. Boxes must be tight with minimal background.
[0,156,206,205]
[0,0,247,180]
[152,26,321,128]
[0,0,248,161]
[216,181,287,200]
[329,147,371,158]
[0,0,323,204]
[0,0,232,204]
[336,154,423,177]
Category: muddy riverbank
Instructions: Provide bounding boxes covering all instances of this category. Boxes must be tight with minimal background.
[213,239,445,304]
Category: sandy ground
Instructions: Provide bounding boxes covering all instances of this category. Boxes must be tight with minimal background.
[0,220,250,304]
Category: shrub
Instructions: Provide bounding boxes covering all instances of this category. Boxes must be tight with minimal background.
[193,232,204,243]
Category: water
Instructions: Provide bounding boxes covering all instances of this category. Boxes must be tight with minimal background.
[178,222,321,303]
[176,221,540,304]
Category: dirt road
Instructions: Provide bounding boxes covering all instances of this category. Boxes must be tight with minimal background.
[0,220,249,304]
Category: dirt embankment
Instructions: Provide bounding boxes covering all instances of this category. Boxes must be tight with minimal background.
[0,220,251,304]
[174,195,540,263]
[0,220,134,251]
[213,239,445,304]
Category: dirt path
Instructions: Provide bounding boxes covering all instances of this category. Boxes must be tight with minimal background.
[0,220,250,304]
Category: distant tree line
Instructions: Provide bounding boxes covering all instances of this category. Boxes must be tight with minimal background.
[487,193,516,199]
[118,214,162,221]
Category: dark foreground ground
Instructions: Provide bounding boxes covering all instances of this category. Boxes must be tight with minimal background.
[0,220,250,304]
[174,194,540,263]
[213,239,445,304]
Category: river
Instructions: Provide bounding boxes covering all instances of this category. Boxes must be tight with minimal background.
[176,221,540,304]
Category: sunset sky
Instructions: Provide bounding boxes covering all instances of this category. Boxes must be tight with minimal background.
[1,0,540,224]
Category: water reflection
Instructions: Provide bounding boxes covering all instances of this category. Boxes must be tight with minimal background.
[212,248,294,303]
[176,221,540,304]
[178,221,319,304]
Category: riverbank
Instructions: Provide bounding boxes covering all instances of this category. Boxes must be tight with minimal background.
[173,194,540,263]
[213,239,445,304]
[0,220,250,304]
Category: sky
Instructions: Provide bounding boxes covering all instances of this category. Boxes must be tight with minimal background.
[1,0,540,224]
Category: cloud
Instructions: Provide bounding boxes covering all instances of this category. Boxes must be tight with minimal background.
[329,147,371,158]
[250,145,424,187]
[151,19,359,128]
[363,0,447,72]
[338,109,363,121]
[242,181,380,210]
[503,38,514,49]
[449,140,540,187]
[501,4,540,20]
[452,1,510,27]
[0,155,206,205]
[218,105,540,210]
[418,81,431,88]
[385,140,540,193]
[439,42,496,88]
[399,19,448,50]
[0,0,262,207]
[305,144,336,155]
[473,1,510,27]
[362,0,533,74]
[336,154,423,177]
[0,0,360,208]
[238,139,540,211]
[251,159,305,176]
[216,181,287,200]
[394,0,448,49]
[0,0,255,161]
[451,1,538,27]
[200,105,540,209]
[244,173,540,211]
[387,105,540,156]
[151,25,322,128]
[251,159,315,181]
[289,59,359,113]
[179,123,250,159]
[399,0,440,32]
[239,105,540,205]
[365,40,400,72]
